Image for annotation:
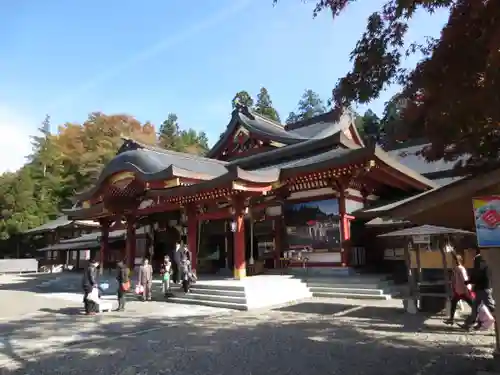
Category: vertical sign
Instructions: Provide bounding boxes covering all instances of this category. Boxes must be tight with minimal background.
[472,196,500,247]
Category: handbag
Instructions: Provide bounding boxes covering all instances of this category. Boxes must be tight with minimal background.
[121,280,131,291]
[87,287,100,303]
[135,284,144,295]
[478,304,495,330]
[163,273,170,281]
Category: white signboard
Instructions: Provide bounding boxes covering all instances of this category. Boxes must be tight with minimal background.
[412,235,430,244]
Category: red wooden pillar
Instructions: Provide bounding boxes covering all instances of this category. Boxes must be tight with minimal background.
[338,189,351,267]
[274,216,283,268]
[99,219,110,274]
[186,204,198,273]
[125,216,137,271]
[232,197,246,279]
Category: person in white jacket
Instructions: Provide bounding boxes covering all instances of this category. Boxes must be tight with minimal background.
[445,254,474,325]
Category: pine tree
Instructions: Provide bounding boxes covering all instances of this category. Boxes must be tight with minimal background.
[254,87,281,122]
[286,112,300,125]
[296,89,326,121]
[232,91,254,109]
[286,89,326,124]
[159,113,180,150]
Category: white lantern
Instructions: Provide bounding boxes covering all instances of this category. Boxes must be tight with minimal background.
[230,221,237,232]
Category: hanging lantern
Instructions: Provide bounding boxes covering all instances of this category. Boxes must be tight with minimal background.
[230,221,237,232]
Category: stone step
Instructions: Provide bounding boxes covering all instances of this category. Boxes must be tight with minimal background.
[309,287,385,295]
[307,282,388,290]
[303,277,391,284]
[312,291,391,300]
[190,283,245,292]
[189,288,246,297]
[185,292,247,304]
[168,296,248,311]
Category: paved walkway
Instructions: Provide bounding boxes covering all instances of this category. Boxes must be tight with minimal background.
[0,294,494,375]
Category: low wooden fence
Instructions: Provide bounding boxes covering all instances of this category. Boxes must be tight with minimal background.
[0,258,39,274]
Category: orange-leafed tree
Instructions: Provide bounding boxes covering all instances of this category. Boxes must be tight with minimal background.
[274,0,500,170]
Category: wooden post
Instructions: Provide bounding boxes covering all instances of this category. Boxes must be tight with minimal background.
[99,219,110,275]
[404,239,418,313]
[125,216,136,271]
[274,216,282,268]
[232,196,246,280]
[337,185,351,267]
[186,204,198,273]
[249,211,255,265]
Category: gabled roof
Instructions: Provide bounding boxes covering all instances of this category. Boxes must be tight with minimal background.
[229,131,359,170]
[285,109,364,145]
[23,215,99,235]
[207,105,362,159]
[207,106,302,158]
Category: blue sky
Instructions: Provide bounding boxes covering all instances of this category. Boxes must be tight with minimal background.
[0,0,448,172]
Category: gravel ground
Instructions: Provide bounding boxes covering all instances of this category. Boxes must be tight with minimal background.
[0,294,495,375]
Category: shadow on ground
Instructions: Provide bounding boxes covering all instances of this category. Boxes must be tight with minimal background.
[0,300,495,375]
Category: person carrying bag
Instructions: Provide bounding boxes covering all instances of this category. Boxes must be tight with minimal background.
[116,260,130,312]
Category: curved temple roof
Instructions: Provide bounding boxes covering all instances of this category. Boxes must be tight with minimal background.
[206,105,362,159]
[74,133,436,205]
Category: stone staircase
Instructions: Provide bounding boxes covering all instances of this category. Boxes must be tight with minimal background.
[304,275,395,300]
[167,275,312,311]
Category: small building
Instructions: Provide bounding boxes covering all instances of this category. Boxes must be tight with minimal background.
[62,105,436,278]
[23,215,99,266]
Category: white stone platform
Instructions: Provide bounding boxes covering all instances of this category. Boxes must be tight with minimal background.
[169,275,312,310]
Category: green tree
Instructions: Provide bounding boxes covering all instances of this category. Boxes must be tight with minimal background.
[158,113,180,150]
[359,109,382,145]
[286,112,300,125]
[274,0,500,170]
[297,89,326,120]
[254,87,281,122]
[232,91,254,109]
[286,89,326,124]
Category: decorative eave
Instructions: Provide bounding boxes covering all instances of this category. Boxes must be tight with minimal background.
[145,146,436,205]
[229,131,359,170]
[146,166,279,202]
[63,202,108,221]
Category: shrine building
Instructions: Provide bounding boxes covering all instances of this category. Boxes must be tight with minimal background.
[63,105,437,278]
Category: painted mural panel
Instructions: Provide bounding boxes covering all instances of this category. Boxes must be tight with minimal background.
[284,199,341,256]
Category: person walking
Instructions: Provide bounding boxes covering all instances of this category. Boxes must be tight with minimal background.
[172,241,182,284]
[461,250,496,330]
[115,260,130,311]
[160,256,172,297]
[82,259,99,315]
[180,259,192,293]
[138,258,154,301]
[180,244,194,293]
[444,254,473,325]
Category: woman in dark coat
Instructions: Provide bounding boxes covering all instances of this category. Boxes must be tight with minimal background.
[82,259,99,315]
[116,260,130,311]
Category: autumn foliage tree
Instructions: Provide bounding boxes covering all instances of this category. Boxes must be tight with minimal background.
[0,112,208,242]
[275,0,500,170]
